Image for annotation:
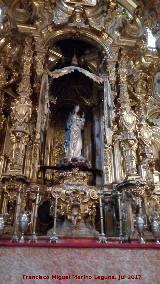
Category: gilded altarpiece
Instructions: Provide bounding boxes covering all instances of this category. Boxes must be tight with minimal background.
[0,0,160,242]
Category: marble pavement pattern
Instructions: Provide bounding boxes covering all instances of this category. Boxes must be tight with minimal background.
[0,248,160,284]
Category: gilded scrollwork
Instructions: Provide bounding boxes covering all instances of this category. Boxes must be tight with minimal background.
[50,175,98,231]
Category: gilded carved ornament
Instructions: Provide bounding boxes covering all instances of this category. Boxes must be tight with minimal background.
[0,0,145,37]
[153,72,160,100]
[51,183,98,227]
[11,97,32,128]
[18,0,138,49]
[0,61,19,90]
[0,0,145,71]
[121,109,136,131]
[10,40,33,130]
[139,124,152,146]
[34,40,46,77]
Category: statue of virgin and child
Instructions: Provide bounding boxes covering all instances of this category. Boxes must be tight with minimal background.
[64,105,85,161]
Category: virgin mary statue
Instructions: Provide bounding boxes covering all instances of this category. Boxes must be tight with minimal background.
[64,105,85,160]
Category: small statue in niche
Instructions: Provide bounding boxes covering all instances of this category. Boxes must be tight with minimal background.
[153,72,160,97]
[64,105,85,161]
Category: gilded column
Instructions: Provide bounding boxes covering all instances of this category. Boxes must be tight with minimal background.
[31,36,46,182]
[119,51,138,179]
[5,38,32,177]
[108,46,123,182]
[103,46,118,184]
[104,144,114,184]
[0,62,10,177]
[34,36,46,78]
[135,71,154,183]
[0,91,6,176]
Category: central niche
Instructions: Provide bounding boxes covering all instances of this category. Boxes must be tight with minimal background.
[43,38,104,184]
[49,71,93,161]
